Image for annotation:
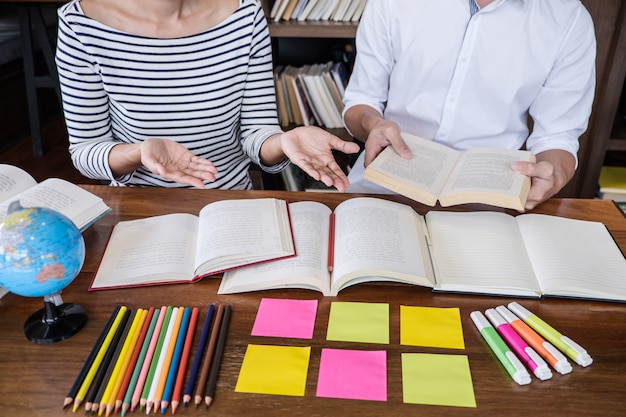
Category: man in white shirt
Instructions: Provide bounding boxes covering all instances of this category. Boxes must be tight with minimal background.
[343,0,596,210]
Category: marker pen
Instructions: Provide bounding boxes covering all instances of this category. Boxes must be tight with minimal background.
[508,302,593,367]
[470,311,531,385]
[495,305,572,375]
[485,308,552,381]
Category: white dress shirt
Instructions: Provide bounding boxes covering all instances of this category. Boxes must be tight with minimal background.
[343,0,596,192]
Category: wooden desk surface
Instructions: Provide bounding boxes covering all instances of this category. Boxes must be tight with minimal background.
[1,187,625,417]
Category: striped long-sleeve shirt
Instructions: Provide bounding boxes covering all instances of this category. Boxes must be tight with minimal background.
[56,0,287,189]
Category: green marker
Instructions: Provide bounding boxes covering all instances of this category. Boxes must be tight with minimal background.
[470,311,531,385]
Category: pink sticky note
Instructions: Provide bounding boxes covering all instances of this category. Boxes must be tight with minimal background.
[251,298,318,339]
[316,348,387,401]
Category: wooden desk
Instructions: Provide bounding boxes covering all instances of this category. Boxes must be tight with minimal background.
[1,187,625,417]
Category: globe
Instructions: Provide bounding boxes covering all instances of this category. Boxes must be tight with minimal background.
[0,204,87,343]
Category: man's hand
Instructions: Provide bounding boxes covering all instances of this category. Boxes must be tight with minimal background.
[512,149,576,210]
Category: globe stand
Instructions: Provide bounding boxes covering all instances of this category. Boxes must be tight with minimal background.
[23,293,87,344]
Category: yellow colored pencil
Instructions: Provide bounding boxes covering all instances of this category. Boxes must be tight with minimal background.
[107,308,148,416]
[71,306,128,413]
[98,308,144,416]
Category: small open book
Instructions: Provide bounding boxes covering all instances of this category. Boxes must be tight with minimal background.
[0,164,110,231]
[364,132,535,211]
[89,198,295,290]
[219,197,626,301]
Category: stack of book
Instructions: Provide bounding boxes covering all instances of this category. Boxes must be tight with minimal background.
[270,0,368,22]
[274,61,349,129]
[597,165,626,212]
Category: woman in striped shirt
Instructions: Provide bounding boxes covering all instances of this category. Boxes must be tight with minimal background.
[56,0,359,190]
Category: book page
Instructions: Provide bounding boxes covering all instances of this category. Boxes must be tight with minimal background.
[218,201,332,295]
[439,148,534,209]
[0,164,36,202]
[90,213,199,289]
[195,198,295,275]
[425,211,541,297]
[331,197,434,294]
[364,133,460,206]
[515,214,626,301]
[0,178,109,230]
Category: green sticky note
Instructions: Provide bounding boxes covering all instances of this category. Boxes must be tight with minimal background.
[235,344,311,396]
[400,306,465,349]
[402,353,476,408]
[326,302,389,344]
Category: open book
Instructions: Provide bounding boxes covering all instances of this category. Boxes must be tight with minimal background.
[219,197,626,301]
[89,198,296,290]
[0,164,110,231]
[364,132,535,211]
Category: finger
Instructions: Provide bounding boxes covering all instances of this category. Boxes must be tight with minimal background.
[329,139,361,155]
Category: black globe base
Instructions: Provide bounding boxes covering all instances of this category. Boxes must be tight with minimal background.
[24,301,87,344]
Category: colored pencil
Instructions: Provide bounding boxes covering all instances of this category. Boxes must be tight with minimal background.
[64,306,121,410]
[160,307,191,413]
[94,309,137,416]
[139,306,173,411]
[151,306,184,414]
[131,307,167,413]
[204,304,231,408]
[170,307,199,414]
[101,309,145,416]
[146,306,179,413]
[74,307,130,414]
[109,308,149,415]
[120,307,157,417]
[182,304,214,408]
[194,304,224,408]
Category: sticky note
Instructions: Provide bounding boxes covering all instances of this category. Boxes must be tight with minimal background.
[235,344,311,396]
[316,348,387,401]
[251,298,318,339]
[400,306,465,349]
[402,353,476,408]
[326,302,389,344]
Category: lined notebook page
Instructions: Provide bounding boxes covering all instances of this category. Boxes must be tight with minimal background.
[425,211,541,296]
[516,214,626,300]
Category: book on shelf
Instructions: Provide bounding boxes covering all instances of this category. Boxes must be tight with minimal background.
[364,132,535,211]
[0,164,110,232]
[274,66,291,127]
[272,0,292,22]
[219,197,626,301]
[89,198,296,290]
[275,62,348,129]
[281,0,301,20]
[297,0,324,21]
[350,0,368,22]
[290,0,311,20]
[597,166,626,202]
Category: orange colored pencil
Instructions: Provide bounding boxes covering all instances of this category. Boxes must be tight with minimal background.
[170,307,199,414]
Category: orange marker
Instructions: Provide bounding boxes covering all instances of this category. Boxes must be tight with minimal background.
[495,306,572,375]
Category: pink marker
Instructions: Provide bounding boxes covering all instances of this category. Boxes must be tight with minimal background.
[485,308,552,381]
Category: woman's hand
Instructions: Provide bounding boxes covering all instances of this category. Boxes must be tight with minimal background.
[277,127,361,192]
[140,139,218,188]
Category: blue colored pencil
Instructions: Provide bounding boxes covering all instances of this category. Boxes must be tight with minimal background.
[182,304,214,408]
[161,307,191,413]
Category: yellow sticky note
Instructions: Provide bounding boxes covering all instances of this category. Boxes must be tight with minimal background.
[326,302,389,344]
[400,306,465,349]
[235,344,311,396]
[402,353,476,408]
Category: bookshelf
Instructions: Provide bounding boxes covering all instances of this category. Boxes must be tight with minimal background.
[564,0,626,198]
[260,0,359,190]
